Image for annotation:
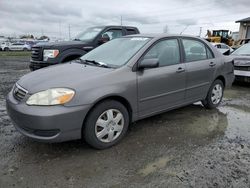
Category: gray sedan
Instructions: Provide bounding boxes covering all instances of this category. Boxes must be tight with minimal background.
[6,34,235,149]
[231,43,250,82]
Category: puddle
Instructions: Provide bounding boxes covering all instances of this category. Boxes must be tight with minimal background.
[138,157,171,177]
[219,106,250,141]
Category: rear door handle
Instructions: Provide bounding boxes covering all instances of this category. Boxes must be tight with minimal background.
[209,62,216,67]
[176,67,185,73]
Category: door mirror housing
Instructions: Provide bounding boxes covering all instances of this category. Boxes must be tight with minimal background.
[98,35,110,44]
[222,49,230,56]
[138,58,159,69]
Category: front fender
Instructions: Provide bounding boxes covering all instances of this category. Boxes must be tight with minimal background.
[57,49,87,63]
[65,68,138,118]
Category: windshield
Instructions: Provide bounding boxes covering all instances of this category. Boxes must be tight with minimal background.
[80,37,151,67]
[74,27,103,41]
[232,43,250,56]
[213,30,229,38]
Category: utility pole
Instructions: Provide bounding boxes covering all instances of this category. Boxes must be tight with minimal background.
[59,21,62,40]
[199,27,202,37]
[68,24,71,40]
[120,16,122,26]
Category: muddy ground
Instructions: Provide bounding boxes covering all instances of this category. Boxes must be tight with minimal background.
[0,56,250,188]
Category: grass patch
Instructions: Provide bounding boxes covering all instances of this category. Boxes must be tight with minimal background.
[0,51,31,57]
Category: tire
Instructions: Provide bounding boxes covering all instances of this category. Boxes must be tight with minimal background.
[4,47,9,51]
[83,100,129,149]
[202,80,224,109]
[23,48,28,51]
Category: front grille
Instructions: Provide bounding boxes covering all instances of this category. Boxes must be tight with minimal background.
[31,46,42,61]
[13,84,28,101]
[234,66,250,71]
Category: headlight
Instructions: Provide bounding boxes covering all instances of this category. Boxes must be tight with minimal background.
[26,88,75,106]
[43,49,59,61]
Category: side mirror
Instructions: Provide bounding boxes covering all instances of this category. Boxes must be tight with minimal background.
[98,35,110,44]
[138,58,159,69]
[219,49,230,56]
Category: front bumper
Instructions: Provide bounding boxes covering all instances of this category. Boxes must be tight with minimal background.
[234,70,250,77]
[234,70,250,82]
[29,60,53,71]
[6,92,91,143]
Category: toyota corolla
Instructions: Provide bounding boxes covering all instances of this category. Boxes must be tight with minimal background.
[6,34,235,149]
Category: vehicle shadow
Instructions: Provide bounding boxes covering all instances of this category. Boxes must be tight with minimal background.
[10,103,228,159]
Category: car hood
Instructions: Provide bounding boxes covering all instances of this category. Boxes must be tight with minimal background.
[35,40,89,48]
[17,62,114,94]
[230,55,250,66]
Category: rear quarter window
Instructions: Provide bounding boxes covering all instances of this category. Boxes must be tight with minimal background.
[126,29,137,35]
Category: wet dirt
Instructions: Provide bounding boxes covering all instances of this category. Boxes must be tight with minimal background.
[0,57,250,187]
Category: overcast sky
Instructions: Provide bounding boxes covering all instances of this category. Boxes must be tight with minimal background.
[0,0,250,39]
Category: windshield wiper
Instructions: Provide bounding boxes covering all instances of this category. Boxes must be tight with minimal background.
[79,59,110,68]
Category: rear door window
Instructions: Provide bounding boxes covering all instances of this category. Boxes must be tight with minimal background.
[182,39,212,62]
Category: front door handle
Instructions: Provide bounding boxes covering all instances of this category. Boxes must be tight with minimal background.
[176,67,185,73]
[209,62,216,67]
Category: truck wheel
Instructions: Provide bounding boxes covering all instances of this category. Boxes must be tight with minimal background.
[83,100,129,149]
[202,80,224,109]
[23,48,28,51]
[4,47,9,51]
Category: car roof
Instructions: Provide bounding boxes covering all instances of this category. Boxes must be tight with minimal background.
[90,25,138,29]
[123,33,202,40]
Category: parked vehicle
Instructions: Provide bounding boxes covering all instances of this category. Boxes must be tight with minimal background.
[231,43,250,82]
[30,25,140,71]
[211,42,234,55]
[206,30,234,46]
[6,34,234,149]
[24,41,37,48]
[8,42,31,51]
[231,38,250,50]
[1,42,11,51]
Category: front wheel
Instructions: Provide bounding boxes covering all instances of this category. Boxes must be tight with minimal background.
[202,80,224,109]
[83,100,129,149]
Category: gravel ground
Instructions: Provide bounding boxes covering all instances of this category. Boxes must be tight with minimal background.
[0,56,250,188]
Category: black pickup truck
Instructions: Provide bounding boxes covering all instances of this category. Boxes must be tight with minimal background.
[30,25,140,70]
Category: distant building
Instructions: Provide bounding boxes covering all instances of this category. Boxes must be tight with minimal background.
[236,17,250,39]
[232,32,239,41]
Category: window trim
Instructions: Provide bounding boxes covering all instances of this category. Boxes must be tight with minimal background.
[180,37,215,63]
[134,37,183,71]
[94,27,124,45]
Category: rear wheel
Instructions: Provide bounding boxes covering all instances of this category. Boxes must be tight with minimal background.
[202,80,224,109]
[83,100,129,149]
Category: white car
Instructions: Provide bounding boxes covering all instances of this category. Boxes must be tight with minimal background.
[8,42,31,51]
[211,42,234,55]
[0,42,11,51]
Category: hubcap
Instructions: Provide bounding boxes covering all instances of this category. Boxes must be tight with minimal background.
[211,84,223,105]
[95,109,124,143]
